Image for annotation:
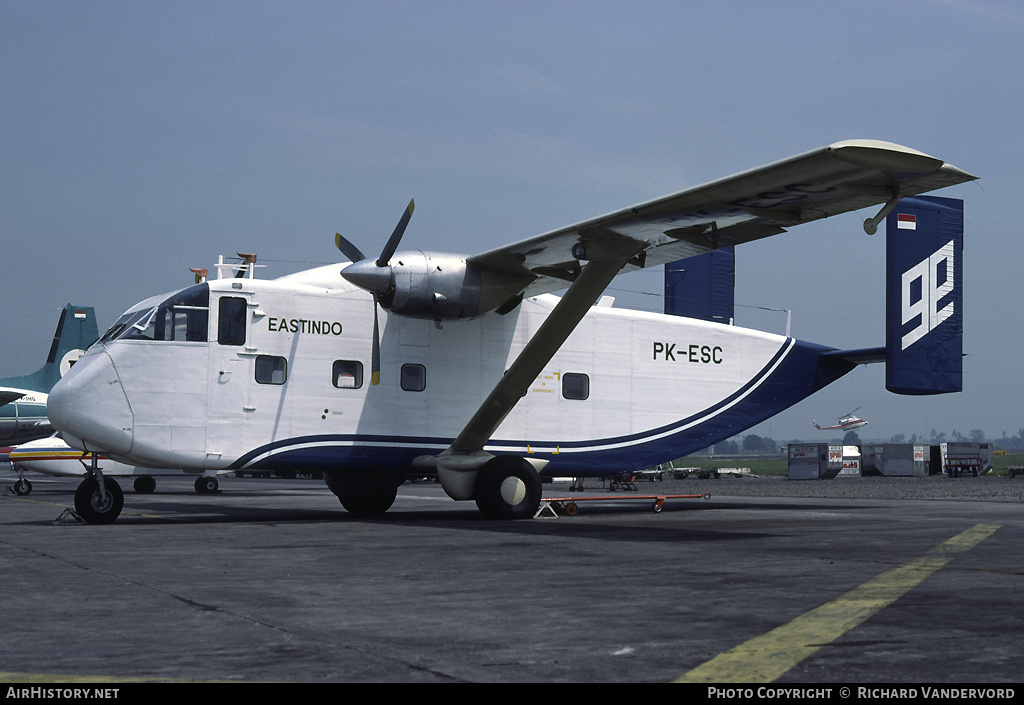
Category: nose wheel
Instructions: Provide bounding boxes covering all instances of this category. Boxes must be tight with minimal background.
[12,477,32,495]
[72,452,124,524]
[74,475,124,524]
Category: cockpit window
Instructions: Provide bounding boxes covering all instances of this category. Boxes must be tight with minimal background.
[119,283,210,343]
[96,311,139,344]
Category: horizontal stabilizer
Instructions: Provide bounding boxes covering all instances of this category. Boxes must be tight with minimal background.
[820,347,886,365]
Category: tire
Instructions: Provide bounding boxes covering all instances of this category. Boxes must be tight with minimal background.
[195,476,219,494]
[340,486,397,517]
[323,470,401,517]
[474,457,542,520]
[74,477,124,525]
[13,478,32,495]
[133,476,156,494]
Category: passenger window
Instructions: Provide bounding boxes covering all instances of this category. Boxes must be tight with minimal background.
[562,373,590,400]
[218,297,247,346]
[333,360,363,389]
[401,363,426,392]
[255,355,287,385]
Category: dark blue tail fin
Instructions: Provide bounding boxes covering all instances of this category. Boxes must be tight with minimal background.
[0,304,99,393]
[885,196,963,395]
[664,247,735,323]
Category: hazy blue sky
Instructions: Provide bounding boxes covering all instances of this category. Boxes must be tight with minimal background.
[2,1,1020,444]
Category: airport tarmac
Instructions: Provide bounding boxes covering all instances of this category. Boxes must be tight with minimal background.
[1,470,1022,684]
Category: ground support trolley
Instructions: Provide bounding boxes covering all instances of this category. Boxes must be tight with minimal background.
[945,454,985,477]
[534,492,711,518]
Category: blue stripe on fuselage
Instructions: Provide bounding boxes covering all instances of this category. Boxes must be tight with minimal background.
[231,338,856,476]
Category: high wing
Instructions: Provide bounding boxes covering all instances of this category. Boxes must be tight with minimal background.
[445,241,642,458]
[427,140,976,489]
[467,140,976,298]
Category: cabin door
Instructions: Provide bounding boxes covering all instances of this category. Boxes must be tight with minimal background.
[206,293,254,467]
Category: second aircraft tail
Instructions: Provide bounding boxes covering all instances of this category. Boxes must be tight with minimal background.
[0,304,99,394]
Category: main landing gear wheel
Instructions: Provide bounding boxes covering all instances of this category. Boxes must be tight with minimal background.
[340,485,397,517]
[474,457,542,520]
[74,476,124,525]
[323,471,401,518]
[195,476,219,494]
[133,476,157,494]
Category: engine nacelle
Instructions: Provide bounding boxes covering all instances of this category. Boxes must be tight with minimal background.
[384,251,530,320]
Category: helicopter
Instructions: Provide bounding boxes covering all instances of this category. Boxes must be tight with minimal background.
[813,408,868,431]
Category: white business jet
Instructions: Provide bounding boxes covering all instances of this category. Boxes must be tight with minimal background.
[46,140,976,523]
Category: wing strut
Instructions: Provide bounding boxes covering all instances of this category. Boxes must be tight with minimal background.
[863,189,901,235]
[419,239,645,499]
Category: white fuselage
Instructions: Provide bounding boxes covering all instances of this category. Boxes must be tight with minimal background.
[48,264,830,478]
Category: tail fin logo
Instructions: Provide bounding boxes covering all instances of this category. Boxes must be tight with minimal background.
[59,349,85,377]
[901,240,955,350]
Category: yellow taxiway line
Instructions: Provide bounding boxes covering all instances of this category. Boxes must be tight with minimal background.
[677,523,1000,683]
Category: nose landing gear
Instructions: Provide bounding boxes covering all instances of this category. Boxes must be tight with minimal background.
[72,453,124,524]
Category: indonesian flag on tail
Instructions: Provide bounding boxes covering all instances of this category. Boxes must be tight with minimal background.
[897,213,917,230]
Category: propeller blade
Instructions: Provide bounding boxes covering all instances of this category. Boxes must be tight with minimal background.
[335,233,366,263]
[371,298,381,386]
[376,198,415,267]
[338,199,413,386]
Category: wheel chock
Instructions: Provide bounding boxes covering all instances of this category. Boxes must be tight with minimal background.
[52,508,84,526]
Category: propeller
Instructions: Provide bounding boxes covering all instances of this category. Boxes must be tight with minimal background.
[336,199,415,385]
[334,233,365,264]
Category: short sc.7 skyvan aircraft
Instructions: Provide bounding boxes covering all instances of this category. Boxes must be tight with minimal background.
[46,140,976,524]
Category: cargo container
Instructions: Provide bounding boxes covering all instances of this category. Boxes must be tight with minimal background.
[861,444,929,476]
[839,445,861,477]
[788,443,844,480]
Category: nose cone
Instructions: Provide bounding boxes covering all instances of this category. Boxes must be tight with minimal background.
[47,350,134,456]
[341,260,392,295]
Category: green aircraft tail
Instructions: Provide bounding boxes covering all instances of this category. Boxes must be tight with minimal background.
[1,304,99,393]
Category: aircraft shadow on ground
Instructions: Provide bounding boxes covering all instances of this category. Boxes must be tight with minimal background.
[6,487,879,544]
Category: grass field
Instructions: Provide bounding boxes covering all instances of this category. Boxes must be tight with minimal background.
[672,452,1024,477]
